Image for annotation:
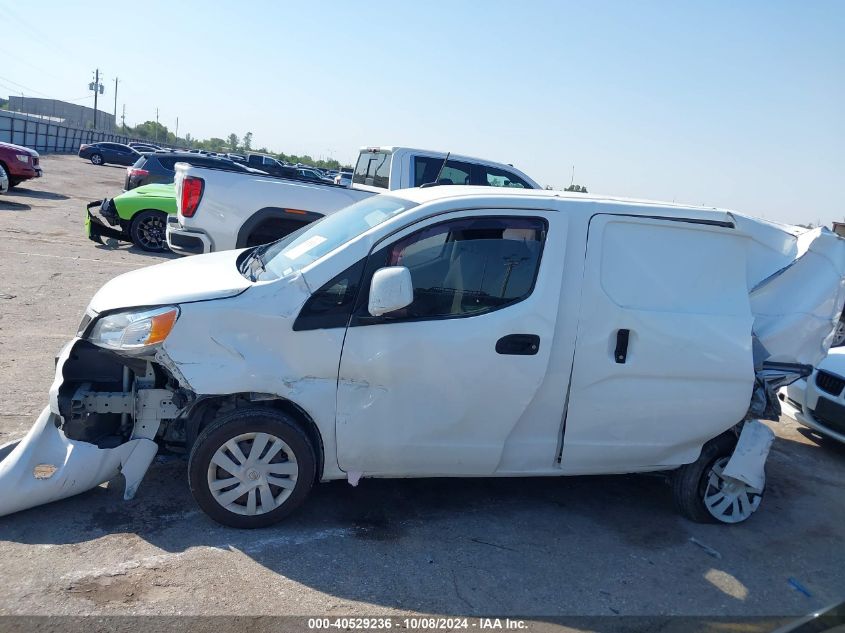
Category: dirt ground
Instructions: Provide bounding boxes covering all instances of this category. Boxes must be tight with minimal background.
[0,156,843,627]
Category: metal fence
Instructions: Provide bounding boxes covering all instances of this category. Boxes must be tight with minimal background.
[0,110,150,154]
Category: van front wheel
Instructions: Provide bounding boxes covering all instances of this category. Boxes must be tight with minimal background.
[672,432,764,524]
[188,407,316,528]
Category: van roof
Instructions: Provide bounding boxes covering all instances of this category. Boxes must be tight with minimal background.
[391,184,745,222]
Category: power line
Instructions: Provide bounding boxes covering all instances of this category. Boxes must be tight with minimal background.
[0,80,19,94]
[0,45,63,82]
[0,73,54,99]
[0,4,78,60]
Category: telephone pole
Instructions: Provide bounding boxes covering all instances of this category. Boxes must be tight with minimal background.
[121,104,126,133]
[175,117,179,142]
[91,69,101,129]
[113,77,119,132]
[155,108,159,142]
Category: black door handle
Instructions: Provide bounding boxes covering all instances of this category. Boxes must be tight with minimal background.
[615,329,630,364]
[496,334,540,355]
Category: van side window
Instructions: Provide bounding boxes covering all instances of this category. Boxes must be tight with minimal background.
[374,216,546,321]
[293,260,366,331]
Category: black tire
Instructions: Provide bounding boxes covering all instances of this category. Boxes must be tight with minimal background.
[8,178,21,189]
[129,210,169,252]
[0,163,10,189]
[90,153,104,165]
[188,407,317,528]
[672,432,752,523]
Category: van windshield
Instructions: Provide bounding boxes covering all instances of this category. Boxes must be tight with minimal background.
[253,195,416,281]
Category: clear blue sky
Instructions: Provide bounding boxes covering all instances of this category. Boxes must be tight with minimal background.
[2,0,842,225]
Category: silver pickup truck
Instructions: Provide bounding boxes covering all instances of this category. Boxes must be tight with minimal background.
[166,146,539,255]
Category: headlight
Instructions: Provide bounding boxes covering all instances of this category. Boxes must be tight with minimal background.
[15,154,29,163]
[88,306,179,353]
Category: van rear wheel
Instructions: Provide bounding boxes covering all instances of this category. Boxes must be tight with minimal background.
[188,407,316,528]
[672,432,764,524]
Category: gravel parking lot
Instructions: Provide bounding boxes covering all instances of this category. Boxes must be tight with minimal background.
[0,156,843,626]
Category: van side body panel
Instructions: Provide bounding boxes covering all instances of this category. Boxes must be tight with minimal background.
[560,211,755,474]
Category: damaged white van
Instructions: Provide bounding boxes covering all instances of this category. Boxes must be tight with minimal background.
[2,187,844,528]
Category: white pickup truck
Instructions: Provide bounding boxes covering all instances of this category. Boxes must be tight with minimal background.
[166,146,539,255]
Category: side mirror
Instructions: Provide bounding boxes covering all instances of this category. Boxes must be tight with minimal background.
[368,266,413,317]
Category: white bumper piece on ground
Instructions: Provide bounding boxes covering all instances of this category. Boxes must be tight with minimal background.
[722,420,775,492]
[0,406,158,517]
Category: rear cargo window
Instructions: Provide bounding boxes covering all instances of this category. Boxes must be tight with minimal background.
[353,151,391,189]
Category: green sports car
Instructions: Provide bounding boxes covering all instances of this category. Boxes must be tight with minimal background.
[86,183,176,252]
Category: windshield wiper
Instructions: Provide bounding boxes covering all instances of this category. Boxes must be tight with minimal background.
[239,244,270,281]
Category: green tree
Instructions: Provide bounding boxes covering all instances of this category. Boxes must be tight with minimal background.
[131,120,172,143]
[197,137,227,151]
[242,132,253,152]
[227,133,239,152]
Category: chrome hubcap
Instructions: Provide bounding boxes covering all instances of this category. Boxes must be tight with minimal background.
[207,432,298,516]
[833,320,845,347]
[703,456,762,523]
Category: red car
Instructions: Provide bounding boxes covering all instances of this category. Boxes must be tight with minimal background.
[0,141,42,189]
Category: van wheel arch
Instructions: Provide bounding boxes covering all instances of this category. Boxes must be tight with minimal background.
[185,394,324,482]
[236,207,322,249]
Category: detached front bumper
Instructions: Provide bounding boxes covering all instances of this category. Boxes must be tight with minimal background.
[0,338,181,519]
[86,199,131,245]
[0,407,158,517]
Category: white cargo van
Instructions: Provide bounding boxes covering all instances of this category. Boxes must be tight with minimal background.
[1,187,843,528]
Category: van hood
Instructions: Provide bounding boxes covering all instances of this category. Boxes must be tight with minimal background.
[88,249,251,314]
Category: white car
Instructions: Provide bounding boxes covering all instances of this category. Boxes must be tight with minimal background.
[781,347,845,444]
[2,187,844,528]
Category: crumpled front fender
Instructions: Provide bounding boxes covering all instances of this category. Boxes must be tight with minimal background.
[0,406,158,518]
